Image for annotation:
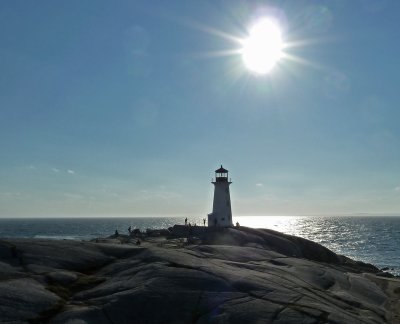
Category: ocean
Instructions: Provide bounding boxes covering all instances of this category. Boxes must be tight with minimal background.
[0,216,399,276]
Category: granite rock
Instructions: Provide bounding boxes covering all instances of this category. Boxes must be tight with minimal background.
[0,227,399,323]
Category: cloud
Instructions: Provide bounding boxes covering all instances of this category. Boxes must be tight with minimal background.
[395,186,400,192]
[51,168,60,173]
[67,169,75,175]
[256,183,264,187]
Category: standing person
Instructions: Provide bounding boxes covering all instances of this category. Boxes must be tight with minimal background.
[185,217,188,226]
[203,218,206,226]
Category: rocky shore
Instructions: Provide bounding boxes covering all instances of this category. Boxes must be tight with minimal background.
[0,226,399,323]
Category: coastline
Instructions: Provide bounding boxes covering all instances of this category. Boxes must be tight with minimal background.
[1,216,399,277]
[1,226,399,323]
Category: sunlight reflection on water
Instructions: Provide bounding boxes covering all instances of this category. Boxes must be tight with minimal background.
[235,215,400,276]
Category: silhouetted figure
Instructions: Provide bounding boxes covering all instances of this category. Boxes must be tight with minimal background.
[128,226,132,234]
[236,222,240,227]
[185,217,188,226]
[203,218,206,226]
[136,239,141,246]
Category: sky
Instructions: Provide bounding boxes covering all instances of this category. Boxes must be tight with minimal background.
[1,0,400,217]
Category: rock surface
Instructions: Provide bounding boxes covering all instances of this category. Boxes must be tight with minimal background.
[0,227,399,323]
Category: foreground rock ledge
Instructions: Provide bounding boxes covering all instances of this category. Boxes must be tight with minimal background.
[0,226,399,323]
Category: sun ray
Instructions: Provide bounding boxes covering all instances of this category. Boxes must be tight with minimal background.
[164,9,333,81]
[281,52,333,72]
[188,48,242,59]
[171,15,244,44]
[283,35,344,49]
[189,23,243,44]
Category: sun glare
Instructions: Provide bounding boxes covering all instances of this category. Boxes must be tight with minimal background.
[241,18,283,74]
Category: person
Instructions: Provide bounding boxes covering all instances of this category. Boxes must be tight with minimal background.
[203,218,206,226]
[236,221,240,227]
[115,229,119,236]
[128,226,132,234]
[185,217,188,226]
[136,239,141,246]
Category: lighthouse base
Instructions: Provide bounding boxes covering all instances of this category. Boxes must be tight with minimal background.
[208,213,232,228]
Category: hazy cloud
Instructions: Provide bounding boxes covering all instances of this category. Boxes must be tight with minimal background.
[256,183,264,187]
[395,186,400,192]
[51,168,60,173]
[67,169,75,175]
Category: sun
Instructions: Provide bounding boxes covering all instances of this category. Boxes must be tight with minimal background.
[241,18,283,74]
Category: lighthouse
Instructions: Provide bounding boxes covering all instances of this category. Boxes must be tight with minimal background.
[208,165,233,227]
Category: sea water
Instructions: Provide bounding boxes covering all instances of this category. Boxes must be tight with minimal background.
[0,216,399,276]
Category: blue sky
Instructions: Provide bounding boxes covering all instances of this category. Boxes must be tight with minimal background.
[1,0,399,217]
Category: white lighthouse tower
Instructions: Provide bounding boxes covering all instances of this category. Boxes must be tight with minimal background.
[208,165,233,227]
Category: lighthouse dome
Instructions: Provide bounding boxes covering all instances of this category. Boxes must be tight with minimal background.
[215,165,228,173]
